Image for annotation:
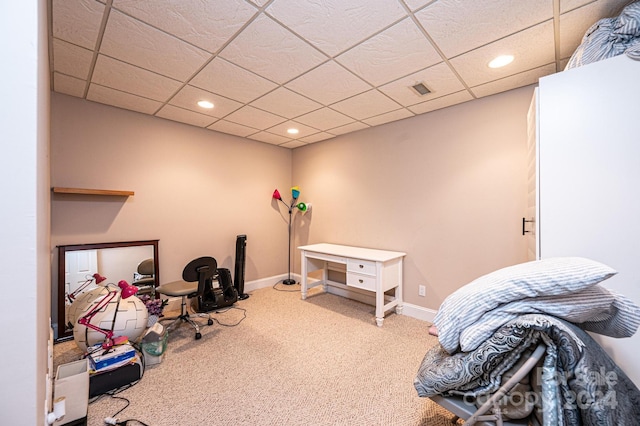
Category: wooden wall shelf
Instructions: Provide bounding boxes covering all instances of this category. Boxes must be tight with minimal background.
[51,187,134,196]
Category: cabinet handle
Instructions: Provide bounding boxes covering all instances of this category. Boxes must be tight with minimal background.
[359,279,364,283]
[359,264,364,269]
[522,217,534,235]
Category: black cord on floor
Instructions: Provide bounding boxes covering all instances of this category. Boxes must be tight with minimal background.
[272,281,300,292]
[100,393,151,425]
[209,306,247,326]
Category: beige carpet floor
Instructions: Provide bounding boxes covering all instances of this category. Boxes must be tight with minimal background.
[54,285,461,426]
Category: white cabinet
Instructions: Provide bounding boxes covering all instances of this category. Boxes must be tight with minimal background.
[537,54,640,386]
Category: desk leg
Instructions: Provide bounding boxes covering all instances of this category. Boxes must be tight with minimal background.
[395,261,404,315]
[301,253,308,300]
[322,261,328,293]
[375,285,384,327]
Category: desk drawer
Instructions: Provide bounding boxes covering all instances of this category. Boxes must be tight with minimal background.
[347,272,376,292]
[347,259,376,276]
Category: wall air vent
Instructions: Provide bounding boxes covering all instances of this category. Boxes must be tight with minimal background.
[411,82,431,96]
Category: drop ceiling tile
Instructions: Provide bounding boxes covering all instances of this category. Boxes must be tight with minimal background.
[112,0,257,53]
[403,0,435,11]
[247,0,270,6]
[266,0,407,56]
[378,62,465,106]
[51,0,104,49]
[559,58,570,70]
[336,18,441,86]
[87,84,163,114]
[363,108,414,126]
[156,105,217,127]
[250,87,322,119]
[558,0,630,59]
[247,131,291,145]
[330,122,370,135]
[91,55,182,101]
[169,85,243,118]
[53,73,86,97]
[471,64,556,98]
[208,120,259,138]
[449,21,555,88]
[560,0,600,14]
[279,140,308,149]
[224,105,287,129]
[190,57,278,104]
[100,9,210,81]
[266,120,319,139]
[415,0,553,58]
[409,90,474,115]
[219,14,327,84]
[285,61,371,106]
[295,108,355,130]
[331,90,402,121]
[299,132,335,144]
[52,38,94,80]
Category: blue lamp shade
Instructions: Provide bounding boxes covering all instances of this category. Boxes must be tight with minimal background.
[291,186,300,200]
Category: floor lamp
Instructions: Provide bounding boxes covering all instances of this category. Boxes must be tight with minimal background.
[272,186,310,285]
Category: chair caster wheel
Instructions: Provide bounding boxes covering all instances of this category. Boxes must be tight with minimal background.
[207,319,213,326]
[195,332,202,340]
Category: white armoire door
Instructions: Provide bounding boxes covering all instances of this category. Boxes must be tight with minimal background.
[525,90,538,261]
[538,54,640,386]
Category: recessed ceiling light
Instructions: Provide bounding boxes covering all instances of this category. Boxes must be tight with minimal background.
[287,128,299,135]
[197,100,214,109]
[488,55,514,68]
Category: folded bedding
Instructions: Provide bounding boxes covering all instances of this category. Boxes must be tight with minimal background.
[418,257,640,424]
[415,314,640,425]
[567,1,640,68]
[432,257,640,354]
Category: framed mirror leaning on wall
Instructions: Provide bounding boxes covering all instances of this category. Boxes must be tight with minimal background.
[56,240,159,342]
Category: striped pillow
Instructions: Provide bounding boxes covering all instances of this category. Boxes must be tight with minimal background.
[433,257,617,354]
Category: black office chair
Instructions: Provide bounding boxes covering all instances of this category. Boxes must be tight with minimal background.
[156,257,216,339]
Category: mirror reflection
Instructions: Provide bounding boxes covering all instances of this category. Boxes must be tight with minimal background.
[56,240,159,341]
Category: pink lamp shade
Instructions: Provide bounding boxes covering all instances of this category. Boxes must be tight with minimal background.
[93,273,106,284]
[118,280,139,299]
[272,189,282,201]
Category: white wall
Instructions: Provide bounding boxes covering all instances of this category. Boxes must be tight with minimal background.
[0,0,50,424]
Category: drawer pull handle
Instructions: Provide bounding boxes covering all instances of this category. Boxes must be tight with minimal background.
[359,264,364,269]
[359,279,364,283]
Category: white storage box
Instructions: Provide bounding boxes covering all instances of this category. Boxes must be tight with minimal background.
[53,358,89,426]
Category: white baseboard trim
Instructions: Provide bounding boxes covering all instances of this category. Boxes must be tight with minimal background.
[244,273,294,292]
[163,274,437,324]
[401,303,437,323]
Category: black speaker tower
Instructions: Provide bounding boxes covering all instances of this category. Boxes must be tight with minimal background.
[234,234,249,300]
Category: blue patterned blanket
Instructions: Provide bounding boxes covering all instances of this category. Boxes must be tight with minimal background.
[415,314,640,425]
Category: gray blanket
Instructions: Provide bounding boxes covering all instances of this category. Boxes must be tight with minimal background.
[415,314,640,425]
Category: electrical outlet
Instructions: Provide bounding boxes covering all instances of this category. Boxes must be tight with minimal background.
[418,285,426,297]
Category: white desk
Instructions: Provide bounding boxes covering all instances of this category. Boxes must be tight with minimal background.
[298,243,405,327]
